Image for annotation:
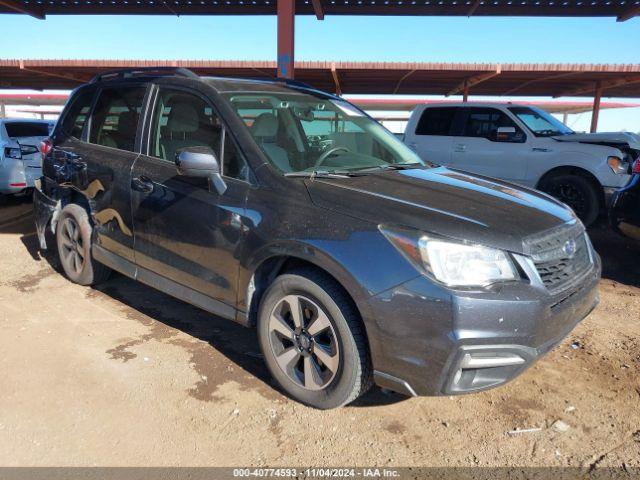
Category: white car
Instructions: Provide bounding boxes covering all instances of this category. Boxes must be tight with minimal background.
[0,119,55,197]
[404,103,639,225]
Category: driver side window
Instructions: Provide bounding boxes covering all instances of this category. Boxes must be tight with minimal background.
[149,88,249,181]
[462,108,524,142]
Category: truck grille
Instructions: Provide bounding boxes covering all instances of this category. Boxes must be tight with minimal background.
[523,222,593,295]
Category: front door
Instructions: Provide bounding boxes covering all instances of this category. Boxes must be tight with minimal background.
[449,107,528,184]
[130,86,252,309]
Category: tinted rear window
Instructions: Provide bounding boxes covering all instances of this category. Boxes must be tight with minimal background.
[5,122,50,138]
[415,107,457,136]
[60,88,95,138]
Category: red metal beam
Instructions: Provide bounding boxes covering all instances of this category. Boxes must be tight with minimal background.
[590,82,603,133]
[277,0,295,79]
[617,4,640,21]
[556,74,640,97]
[0,0,45,19]
[447,66,501,96]
[330,63,341,96]
[311,0,325,20]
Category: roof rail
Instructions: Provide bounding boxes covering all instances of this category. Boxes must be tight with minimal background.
[274,77,315,90]
[90,67,199,84]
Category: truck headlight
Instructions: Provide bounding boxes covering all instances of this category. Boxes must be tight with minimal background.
[607,156,628,175]
[380,226,518,288]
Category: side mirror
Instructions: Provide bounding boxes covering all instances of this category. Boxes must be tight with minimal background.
[175,146,227,195]
[495,126,524,143]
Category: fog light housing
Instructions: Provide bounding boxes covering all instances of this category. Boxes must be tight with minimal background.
[446,345,535,394]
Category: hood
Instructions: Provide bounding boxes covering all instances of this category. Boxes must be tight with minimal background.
[305,166,576,254]
[552,132,640,151]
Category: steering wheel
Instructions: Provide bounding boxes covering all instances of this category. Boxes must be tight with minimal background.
[315,146,351,167]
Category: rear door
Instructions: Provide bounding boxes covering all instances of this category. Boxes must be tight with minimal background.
[449,107,528,183]
[404,106,457,166]
[48,84,149,264]
[131,85,252,310]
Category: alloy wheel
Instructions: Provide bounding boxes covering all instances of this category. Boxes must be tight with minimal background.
[268,294,340,391]
[59,217,85,275]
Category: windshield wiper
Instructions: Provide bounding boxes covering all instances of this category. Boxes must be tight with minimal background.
[348,163,422,173]
[284,170,357,179]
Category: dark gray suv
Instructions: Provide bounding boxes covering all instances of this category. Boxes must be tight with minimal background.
[34,68,601,409]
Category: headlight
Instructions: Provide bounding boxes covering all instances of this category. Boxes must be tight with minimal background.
[607,156,628,175]
[380,226,518,288]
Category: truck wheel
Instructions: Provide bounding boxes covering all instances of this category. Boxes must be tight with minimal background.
[540,174,600,226]
[56,203,111,286]
[257,268,372,409]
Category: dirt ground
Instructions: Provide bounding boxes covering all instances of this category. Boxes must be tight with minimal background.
[0,195,638,469]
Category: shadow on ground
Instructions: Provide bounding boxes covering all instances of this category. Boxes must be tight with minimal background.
[588,223,640,288]
[3,196,405,407]
[6,197,636,406]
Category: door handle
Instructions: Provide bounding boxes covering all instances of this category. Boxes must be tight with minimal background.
[131,175,154,194]
[454,143,467,152]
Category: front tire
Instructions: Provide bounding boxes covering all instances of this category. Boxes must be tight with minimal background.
[56,203,111,286]
[539,174,600,226]
[257,268,372,409]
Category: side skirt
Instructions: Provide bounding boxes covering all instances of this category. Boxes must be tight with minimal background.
[93,245,249,327]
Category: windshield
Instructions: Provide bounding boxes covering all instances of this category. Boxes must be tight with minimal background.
[223,91,425,175]
[508,106,574,137]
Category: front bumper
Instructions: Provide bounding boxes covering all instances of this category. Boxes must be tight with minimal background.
[367,254,601,397]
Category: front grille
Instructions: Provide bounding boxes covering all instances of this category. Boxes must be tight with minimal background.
[523,222,593,295]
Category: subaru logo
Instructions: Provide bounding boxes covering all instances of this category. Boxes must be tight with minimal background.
[563,239,577,258]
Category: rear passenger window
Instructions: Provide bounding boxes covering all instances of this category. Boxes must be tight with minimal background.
[89,86,146,152]
[462,108,523,141]
[415,107,457,136]
[60,89,95,139]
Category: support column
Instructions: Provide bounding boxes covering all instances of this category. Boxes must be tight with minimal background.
[590,82,603,133]
[462,80,469,102]
[0,102,5,118]
[562,112,569,125]
[277,0,295,79]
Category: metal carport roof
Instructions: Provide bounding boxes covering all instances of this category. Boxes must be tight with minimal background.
[0,0,638,20]
[1,59,640,98]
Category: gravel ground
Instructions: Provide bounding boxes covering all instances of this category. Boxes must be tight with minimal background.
[0,196,638,468]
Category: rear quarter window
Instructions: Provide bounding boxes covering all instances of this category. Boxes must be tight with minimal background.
[59,88,96,139]
[415,107,457,136]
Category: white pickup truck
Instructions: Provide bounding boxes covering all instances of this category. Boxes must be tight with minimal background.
[404,102,639,225]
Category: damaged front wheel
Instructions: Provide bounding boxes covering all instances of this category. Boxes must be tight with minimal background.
[56,203,111,286]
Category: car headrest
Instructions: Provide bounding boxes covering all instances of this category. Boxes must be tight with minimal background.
[167,103,200,133]
[118,111,138,134]
[251,113,279,140]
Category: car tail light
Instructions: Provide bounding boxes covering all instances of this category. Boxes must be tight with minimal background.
[633,159,640,175]
[40,137,53,161]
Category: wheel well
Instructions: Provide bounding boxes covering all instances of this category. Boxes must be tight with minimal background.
[246,256,362,330]
[537,166,604,207]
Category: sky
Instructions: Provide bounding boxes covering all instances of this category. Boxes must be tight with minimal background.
[1,13,639,131]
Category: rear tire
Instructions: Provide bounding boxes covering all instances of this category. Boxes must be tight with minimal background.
[539,174,600,226]
[257,268,372,409]
[56,203,111,286]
